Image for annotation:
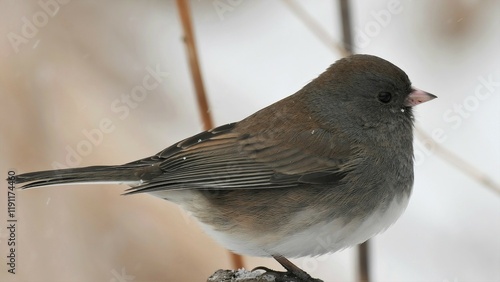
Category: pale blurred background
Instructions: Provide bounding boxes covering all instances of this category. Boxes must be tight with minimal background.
[1,1,499,281]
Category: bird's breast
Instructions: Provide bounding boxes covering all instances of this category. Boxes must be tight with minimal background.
[184,186,411,258]
[258,188,411,257]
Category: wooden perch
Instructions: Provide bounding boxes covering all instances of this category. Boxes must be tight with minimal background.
[207,269,275,282]
[207,269,324,282]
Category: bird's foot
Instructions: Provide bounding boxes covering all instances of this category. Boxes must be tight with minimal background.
[252,255,323,282]
[252,266,321,282]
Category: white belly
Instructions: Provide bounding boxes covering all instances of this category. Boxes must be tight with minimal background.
[197,193,410,258]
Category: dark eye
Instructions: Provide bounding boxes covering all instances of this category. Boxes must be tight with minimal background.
[377,92,392,103]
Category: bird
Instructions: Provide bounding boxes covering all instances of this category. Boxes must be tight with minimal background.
[14,54,436,281]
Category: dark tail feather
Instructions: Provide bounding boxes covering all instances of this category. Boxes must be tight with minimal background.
[14,164,163,189]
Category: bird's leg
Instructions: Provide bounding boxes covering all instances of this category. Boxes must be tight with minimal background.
[273,255,323,282]
[252,254,323,282]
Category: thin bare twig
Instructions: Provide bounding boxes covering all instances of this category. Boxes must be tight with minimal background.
[282,0,350,58]
[415,128,500,196]
[336,1,370,281]
[176,0,213,130]
[175,0,245,270]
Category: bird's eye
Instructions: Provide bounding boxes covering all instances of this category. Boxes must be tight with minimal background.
[377,92,392,103]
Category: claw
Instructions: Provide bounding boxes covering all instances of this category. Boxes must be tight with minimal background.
[251,255,323,282]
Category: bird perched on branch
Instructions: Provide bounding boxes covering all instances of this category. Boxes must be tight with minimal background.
[14,54,436,282]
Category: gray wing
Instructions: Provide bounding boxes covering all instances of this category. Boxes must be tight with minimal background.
[125,123,358,194]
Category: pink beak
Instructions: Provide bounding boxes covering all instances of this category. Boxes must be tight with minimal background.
[404,88,437,107]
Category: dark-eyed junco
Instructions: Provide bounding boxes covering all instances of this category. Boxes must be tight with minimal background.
[14,54,436,281]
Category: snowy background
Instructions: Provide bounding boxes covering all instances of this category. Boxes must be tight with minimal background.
[1,1,499,281]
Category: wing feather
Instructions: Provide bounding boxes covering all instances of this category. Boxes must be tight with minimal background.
[125,122,359,194]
